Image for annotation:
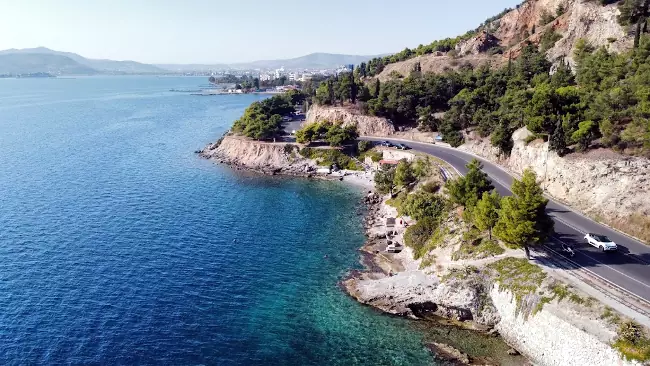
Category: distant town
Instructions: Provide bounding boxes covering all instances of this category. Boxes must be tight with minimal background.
[204,64,355,95]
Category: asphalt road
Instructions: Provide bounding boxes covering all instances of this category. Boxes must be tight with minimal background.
[364,137,650,303]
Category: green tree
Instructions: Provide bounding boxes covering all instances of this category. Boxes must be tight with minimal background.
[398,191,446,221]
[491,122,514,156]
[394,160,416,187]
[493,169,554,258]
[446,159,494,209]
[325,123,358,146]
[357,140,371,153]
[473,191,501,239]
[374,165,396,195]
[571,120,596,151]
[618,0,650,48]
[549,119,567,155]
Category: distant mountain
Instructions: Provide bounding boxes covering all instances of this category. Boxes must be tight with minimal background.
[0,47,383,75]
[0,47,164,75]
[0,53,97,75]
[231,53,382,70]
[156,53,384,72]
[155,63,231,72]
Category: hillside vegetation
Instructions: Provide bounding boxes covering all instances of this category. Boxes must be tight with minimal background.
[304,0,650,157]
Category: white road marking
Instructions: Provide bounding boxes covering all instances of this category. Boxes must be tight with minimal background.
[552,236,650,290]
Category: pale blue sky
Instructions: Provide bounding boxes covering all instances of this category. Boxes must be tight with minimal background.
[0,0,521,64]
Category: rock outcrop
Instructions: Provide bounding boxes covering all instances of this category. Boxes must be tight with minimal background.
[375,0,632,79]
[200,135,315,175]
[375,53,504,81]
[344,270,499,326]
[455,31,500,56]
[306,104,395,136]
[459,127,650,242]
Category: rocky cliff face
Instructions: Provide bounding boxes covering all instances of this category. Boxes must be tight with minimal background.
[490,286,636,366]
[459,127,650,242]
[306,104,396,136]
[375,0,632,80]
[200,135,315,174]
[498,0,631,65]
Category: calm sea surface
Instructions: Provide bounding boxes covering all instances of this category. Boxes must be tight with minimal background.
[0,76,435,365]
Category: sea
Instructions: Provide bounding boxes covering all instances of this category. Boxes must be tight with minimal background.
[0,76,439,365]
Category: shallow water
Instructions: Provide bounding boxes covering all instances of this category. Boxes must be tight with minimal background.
[0,77,438,365]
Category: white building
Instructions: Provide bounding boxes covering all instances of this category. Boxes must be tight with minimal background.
[274,67,285,79]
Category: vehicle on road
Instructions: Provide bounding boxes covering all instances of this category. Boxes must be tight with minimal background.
[584,233,618,252]
[380,141,393,147]
[395,143,411,150]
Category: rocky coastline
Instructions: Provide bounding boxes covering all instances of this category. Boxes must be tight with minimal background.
[201,133,641,366]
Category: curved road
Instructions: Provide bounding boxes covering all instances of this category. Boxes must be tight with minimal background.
[364,137,650,304]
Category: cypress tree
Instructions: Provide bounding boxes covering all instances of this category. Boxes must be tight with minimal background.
[549,119,567,155]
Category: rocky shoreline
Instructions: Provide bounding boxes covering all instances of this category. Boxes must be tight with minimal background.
[343,192,529,366]
[200,133,639,366]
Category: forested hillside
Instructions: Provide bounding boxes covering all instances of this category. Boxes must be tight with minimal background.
[305,0,650,157]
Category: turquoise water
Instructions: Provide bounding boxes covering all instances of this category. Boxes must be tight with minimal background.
[0,77,435,365]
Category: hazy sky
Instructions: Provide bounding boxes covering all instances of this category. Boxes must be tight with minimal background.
[0,0,521,64]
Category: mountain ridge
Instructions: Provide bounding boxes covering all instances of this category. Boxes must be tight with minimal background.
[0,47,383,75]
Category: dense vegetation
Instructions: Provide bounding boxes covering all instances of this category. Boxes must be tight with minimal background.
[382,157,553,260]
[310,36,650,157]
[232,91,305,139]
[294,121,358,146]
[298,147,362,170]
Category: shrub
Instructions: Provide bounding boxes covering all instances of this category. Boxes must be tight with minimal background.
[299,147,361,170]
[404,217,439,259]
[357,140,371,153]
[420,181,441,194]
[452,238,505,260]
[540,31,562,52]
[398,191,446,221]
[613,321,650,362]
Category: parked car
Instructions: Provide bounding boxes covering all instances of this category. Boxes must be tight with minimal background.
[385,243,403,253]
[584,233,618,251]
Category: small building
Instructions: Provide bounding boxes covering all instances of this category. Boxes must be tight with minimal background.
[386,217,396,228]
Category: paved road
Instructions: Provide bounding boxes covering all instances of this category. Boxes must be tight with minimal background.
[364,137,650,303]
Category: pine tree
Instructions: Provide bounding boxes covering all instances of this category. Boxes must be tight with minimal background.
[446,159,494,209]
[549,119,567,155]
[493,169,554,259]
[474,191,501,239]
[394,160,416,187]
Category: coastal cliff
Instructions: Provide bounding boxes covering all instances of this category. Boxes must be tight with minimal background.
[200,135,315,175]
[306,104,395,136]
[459,127,650,243]
[344,196,642,366]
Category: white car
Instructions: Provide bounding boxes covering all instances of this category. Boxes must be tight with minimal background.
[385,243,403,253]
[584,233,617,252]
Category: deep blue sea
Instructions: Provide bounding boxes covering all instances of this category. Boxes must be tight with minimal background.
[0,76,436,365]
